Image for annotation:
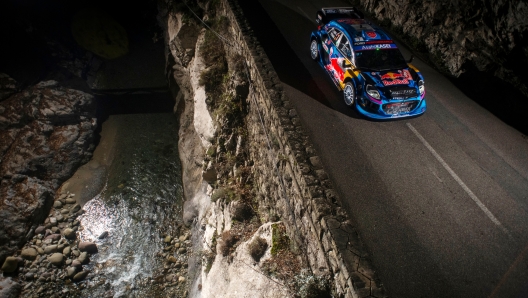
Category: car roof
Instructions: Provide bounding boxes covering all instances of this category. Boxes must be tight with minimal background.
[328,19,397,51]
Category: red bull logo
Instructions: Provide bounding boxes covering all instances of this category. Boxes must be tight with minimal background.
[380,70,411,86]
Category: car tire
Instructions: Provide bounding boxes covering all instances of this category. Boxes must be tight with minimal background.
[310,39,319,61]
[343,82,356,107]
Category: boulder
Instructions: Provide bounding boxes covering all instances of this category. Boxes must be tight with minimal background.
[44,245,58,254]
[72,270,89,282]
[0,82,97,263]
[20,248,38,260]
[48,253,64,266]
[78,242,98,254]
[62,228,76,240]
[34,226,46,235]
[1,256,18,273]
[78,252,89,264]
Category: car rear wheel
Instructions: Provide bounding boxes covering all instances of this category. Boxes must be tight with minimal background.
[343,82,356,107]
[310,39,319,60]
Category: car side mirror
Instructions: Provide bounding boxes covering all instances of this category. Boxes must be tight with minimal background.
[407,55,414,63]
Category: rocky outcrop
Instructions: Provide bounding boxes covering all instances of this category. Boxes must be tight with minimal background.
[0,80,97,264]
[349,0,528,98]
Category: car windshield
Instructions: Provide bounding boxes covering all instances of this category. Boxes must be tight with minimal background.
[355,49,407,71]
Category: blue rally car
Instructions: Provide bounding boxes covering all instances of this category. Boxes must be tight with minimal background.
[310,7,426,119]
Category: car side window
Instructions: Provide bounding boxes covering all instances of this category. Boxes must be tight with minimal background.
[338,35,352,59]
[329,28,342,44]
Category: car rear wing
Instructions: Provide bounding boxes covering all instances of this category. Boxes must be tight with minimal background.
[316,7,364,25]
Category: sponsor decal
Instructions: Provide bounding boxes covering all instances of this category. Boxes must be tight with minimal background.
[380,70,413,86]
[354,41,365,45]
[366,40,393,44]
[353,43,398,51]
[366,31,377,38]
[361,44,392,50]
[339,19,366,25]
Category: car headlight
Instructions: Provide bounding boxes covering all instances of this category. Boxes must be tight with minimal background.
[418,80,425,94]
[366,84,380,99]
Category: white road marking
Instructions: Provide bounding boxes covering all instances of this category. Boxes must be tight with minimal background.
[407,123,511,237]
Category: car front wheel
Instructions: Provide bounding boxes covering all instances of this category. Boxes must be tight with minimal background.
[310,39,319,61]
[343,82,356,107]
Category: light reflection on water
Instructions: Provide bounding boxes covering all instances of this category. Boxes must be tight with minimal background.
[78,114,183,297]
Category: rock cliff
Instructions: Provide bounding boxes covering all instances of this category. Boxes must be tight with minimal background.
[0,80,97,264]
[354,0,527,91]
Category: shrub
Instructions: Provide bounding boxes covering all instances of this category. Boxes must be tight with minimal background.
[247,236,268,262]
[218,230,239,257]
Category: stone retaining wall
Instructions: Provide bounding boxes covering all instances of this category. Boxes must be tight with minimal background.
[216,1,387,297]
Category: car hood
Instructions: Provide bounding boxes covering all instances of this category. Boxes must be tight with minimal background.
[363,68,418,89]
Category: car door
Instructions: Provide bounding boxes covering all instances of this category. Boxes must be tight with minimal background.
[327,28,347,84]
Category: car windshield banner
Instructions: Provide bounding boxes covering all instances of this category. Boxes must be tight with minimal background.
[353,43,398,51]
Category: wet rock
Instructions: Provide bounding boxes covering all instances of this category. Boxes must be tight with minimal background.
[71,204,81,213]
[21,248,38,260]
[62,228,76,240]
[0,277,21,298]
[98,231,109,239]
[44,245,58,254]
[1,256,18,272]
[78,242,97,254]
[34,226,46,235]
[167,256,177,263]
[44,234,61,242]
[48,253,64,266]
[71,259,82,268]
[72,270,89,282]
[78,252,89,264]
[66,267,78,278]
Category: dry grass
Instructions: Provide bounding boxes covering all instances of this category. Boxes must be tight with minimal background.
[247,236,268,262]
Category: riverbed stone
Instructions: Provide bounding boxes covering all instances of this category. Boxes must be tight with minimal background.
[48,253,63,266]
[78,242,97,254]
[71,204,81,213]
[98,231,109,239]
[35,226,46,235]
[50,217,57,226]
[78,252,89,264]
[65,198,76,204]
[21,248,38,260]
[44,245,58,254]
[53,201,63,208]
[1,256,18,272]
[37,247,44,255]
[73,270,89,282]
[71,259,82,268]
[45,234,61,242]
[62,228,76,240]
[66,267,78,278]
[164,236,172,243]
[63,246,71,255]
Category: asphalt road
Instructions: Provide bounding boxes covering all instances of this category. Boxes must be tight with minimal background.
[238,1,528,297]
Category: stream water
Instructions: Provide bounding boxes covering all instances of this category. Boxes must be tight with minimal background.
[75,113,184,297]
